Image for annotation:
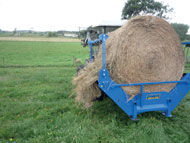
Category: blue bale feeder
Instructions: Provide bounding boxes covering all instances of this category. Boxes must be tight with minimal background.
[87,34,190,120]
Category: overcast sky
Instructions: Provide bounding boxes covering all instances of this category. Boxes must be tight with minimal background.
[0,0,190,31]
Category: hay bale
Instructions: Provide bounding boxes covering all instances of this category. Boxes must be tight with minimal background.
[73,16,185,108]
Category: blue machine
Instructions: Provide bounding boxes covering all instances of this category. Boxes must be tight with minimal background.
[88,34,190,120]
[88,39,100,62]
[182,41,190,45]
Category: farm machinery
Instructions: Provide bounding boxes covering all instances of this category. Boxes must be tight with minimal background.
[182,42,190,69]
[80,26,190,120]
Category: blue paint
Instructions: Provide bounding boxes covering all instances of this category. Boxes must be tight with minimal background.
[182,42,190,45]
[88,39,101,62]
[89,34,190,120]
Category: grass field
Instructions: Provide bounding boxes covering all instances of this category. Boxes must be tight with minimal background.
[0,37,80,43]
[0,40,190,143]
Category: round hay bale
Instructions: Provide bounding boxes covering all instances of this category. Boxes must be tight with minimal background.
[73,16,185,108]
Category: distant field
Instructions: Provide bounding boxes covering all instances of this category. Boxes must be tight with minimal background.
[0,41,87,67]
[0,37,80,42]
[0,40,190,143]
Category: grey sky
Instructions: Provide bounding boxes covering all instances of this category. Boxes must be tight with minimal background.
[0,0,189,31]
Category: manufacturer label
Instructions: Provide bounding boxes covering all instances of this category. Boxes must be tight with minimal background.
[146,94,160,100]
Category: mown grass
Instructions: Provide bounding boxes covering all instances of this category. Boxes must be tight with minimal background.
[0,41,190,143]
[0,41,86,67]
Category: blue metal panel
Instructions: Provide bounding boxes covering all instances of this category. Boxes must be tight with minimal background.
[88,39,102,62]
[99,34,108,69]
[98,69,134,118]
[98,68,190,120]
[91,34,190,120]
[88,42,94,63]
[182,42,190,45]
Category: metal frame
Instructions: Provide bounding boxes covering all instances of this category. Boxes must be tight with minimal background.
[182,42,190,65]
[93,34,190,120]
[88,39,100,62]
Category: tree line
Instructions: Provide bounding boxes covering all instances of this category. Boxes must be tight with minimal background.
[122,0,190,41]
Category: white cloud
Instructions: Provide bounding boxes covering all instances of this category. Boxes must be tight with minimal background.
[157,0,190,25]
[0,0,190,31]
[0,0,125,31]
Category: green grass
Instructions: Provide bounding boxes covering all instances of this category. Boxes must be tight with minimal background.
[0,41,87,67]
[0,41,190,143]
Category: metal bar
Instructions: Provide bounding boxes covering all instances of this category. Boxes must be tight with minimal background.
[140,85,143,107]
[187,47,190,62]
[112,80,188,87]
[88,43,94,63]
[185,47,187,61]
[182,42,190,45]
[88,40,101,63]
[140,85,143,94]
[98,34,108,70]
[88,39,100,44]
[102,36,106,69]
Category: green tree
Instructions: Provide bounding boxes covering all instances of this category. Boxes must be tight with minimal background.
[171,23,189,41]
[186,34,190,41]
[122,0,173,19]
[48,32,57,37]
